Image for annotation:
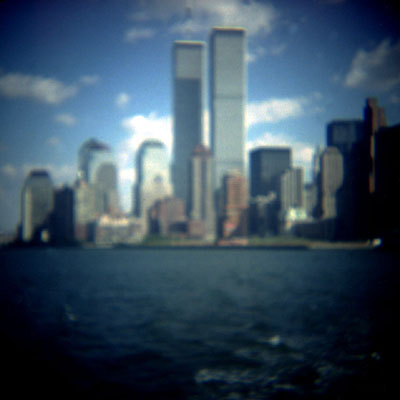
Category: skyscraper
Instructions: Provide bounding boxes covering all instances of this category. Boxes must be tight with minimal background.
[250,147,292,198]
[220,171,248,238]
[134,140,172,231]
[210,27,246,189]
[78,138,119,214]
[189,144,215,239]
[327,120,369,238]
[364,98,386,193]
[320,147,343,219]
[173,41,205,204]
[280,167,304,212]
[21,169,53,242]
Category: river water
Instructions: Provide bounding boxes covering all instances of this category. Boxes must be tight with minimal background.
[0,247,398,399]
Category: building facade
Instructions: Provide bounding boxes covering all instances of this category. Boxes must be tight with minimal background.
[250,147,292,198]
[173,41,205,204]
[364,98,387,194]
[210,27,246,189]
[189,144,215,239]
[21,170,53,242]
[320,147,343,219]
[134,140,172,232]
[280,167,304,212]
[78,138,119,215]
[220,172,248,238]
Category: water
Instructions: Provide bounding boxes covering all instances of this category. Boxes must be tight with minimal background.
[0,247,398,399]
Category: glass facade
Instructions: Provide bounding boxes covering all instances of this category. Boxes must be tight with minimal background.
[21,170,53,241]
[173,41,205,204]
[210,28,246,189]
[134,140,171,221]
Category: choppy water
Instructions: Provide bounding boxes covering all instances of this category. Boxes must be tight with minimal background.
[0,247,398,399]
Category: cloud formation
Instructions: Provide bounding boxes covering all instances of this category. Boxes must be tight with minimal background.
[0,72,78,104]
[246,93,322,127]
[80,75,100,85]
[345,39,400,91]
[115,92,131,108]
[131,0,278,38]
[54,113,77,126]
[125,27,156,43]
[121,112,173,156]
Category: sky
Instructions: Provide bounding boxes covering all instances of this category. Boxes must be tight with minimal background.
[1,0,400,232]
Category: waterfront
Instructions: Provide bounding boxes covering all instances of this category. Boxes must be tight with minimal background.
[1,248,398,399]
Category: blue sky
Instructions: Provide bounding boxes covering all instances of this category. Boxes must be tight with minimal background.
[1,0,400,232]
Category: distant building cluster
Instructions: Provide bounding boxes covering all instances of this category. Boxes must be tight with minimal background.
[15,27,400,246]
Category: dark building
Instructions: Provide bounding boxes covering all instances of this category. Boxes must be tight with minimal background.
[375,124,400,240]
[20,169,53,242]
[51,185,74,244]
[327,120,370,239]
[250,147,291,198]
[250,147,291,234]
[364,98,387,194]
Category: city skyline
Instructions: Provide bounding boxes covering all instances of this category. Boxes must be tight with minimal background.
[1,0,400,232]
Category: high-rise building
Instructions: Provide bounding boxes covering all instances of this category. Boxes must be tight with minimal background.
[220,171,248,238]
[78,138,119,215]
[327,120,370,238]
[20,169,53,242]
[210,27,246,189]
[189,144,215,239]
[134,140,172,232]
[320,147,343,219]
[173,41,205,204]
[364,98,386,193]
[375,124,400,239]
[280,167,304,212]
[250,147,292,198]
[51,185,74,244]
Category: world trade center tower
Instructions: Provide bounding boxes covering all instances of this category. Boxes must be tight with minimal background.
[173,41,205,205]
[210,27,246,190]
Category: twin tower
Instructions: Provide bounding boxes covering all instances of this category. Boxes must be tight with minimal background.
[173,27,247,205]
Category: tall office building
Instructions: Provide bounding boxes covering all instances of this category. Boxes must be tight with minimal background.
[78,138,119,214]
[250,147,292,198]
[189,144,215,239]
[375,124,400,238]
[364,98,386,193]
[134,140,172,231]
[173,41,205,204]
[20,169,53,242]
[327,120,369,238]
[220,171,248,238]
[51,185,74,244]
[210,27,246,189]
[280,167,304,212]
[320,147,343,219]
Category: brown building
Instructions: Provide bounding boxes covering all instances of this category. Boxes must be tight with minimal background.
[220,172,248,238]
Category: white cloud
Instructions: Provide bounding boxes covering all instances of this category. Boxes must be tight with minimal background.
[0,72,78,104]
[246,93,323,127]
[125,27,156,43]
[54,113,77,126]
[121,112,173,156]
[115,92,131,108]
[345,39,400,91]
[79,74,100,85]
[132,0,278,38]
